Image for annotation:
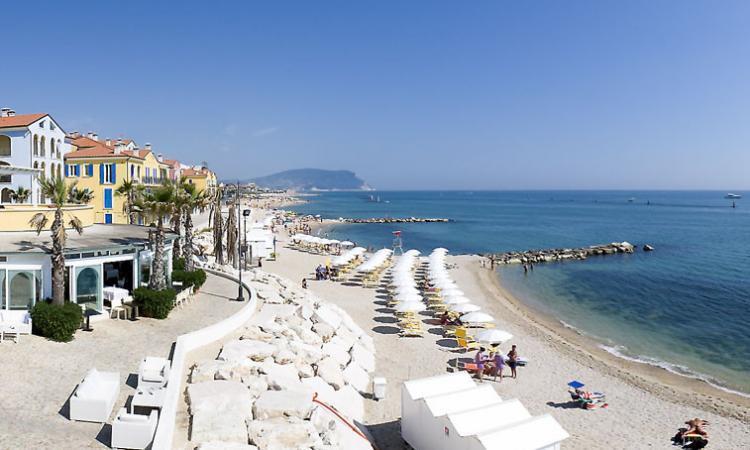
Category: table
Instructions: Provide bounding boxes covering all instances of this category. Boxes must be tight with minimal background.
[103,286,130,308]
[130,387,165,415]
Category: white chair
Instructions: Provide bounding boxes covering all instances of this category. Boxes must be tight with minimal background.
[69,368,120,423]
[0,311,32,343]
[138,357,170,390]
[111,408,158,450]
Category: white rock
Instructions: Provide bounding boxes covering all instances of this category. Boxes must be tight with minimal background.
[358,333,375,354]
[350,342,376,373]
[188,380,254,418]
[331,384,365,423]
[312,323,335,341]
[218,340,276,362]
[330,326,357,352]
[300,376,336,404]
[191,410,248,444]
[240,325,274,342]
[197,441,258,450]
[342,361,370,395]
[190,360,227,383]
[241,374,269,399]
[312,305,342,330]
[273,348,297,365]
[315,357,345,390]
[288,340,325,365]
[322,340,351,367]
[248,418,321,450]
[217,359,263,381]
[290,324,323,346]
[295,360,315,379]
[252,390,314,420]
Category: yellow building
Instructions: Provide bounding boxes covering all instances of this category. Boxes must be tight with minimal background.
[182,167,218,195]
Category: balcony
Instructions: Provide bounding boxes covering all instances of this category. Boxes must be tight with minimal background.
[0,204,95,232]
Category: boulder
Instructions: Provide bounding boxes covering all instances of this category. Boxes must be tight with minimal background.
[191,410,249,444]
[312,305,342,330]
[248,418,321,450]
[330,326,357,351]
[322,340,351,367]
[240,374,269,399]
[350,342,375,373]
[312,323,335,341]
[240,325,274,342]
[288,340,325,365]
[188,380,254,418]
[273,347,297,365]
[197,442,258,450]
[300,376,336,404]
[290,324,323,346]
[342,361,370,395]
[190,360,228,383]
[295,360,315,379]
[315,357,345,390]
[252,390,314,420]
[218,340,276,362]
[217,359,263,381]
[357,333,375,354]
[331,384,365,423]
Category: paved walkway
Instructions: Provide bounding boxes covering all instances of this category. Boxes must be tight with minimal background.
[0,273,245,449]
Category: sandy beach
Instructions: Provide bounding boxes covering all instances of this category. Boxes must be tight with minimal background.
[261,217,750,449]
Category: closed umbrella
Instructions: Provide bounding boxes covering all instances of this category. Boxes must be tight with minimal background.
[450,303,481,313]
[460,312,495,324]
[475,329,513,344]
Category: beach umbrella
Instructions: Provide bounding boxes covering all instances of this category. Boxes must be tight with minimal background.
[445,296,471,305]
[395,293,423,303]
[475,329,513,344]
[450,303,481,313]
[441,288,465,298]
[395,302,424,313]
[460,312,495,324]
[340,241,354,247]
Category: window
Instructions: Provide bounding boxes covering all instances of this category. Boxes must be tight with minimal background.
[40,136,46,157]
[104,188,113,209]
[0,135,10,156]
[0,161,11,183]
[50,122,56,131]
[9,271,35,310]
[50,139,55,157]
[57,139,61,158]
[75,266,101,312]
[33,135,39,156]
[86,163,94,177]
[39,121,45,129]
[100,163,116,184]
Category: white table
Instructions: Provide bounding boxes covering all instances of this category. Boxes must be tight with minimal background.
[103,286,130,308]
[130,388,165,414]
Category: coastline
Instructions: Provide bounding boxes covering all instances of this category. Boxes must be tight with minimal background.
[475,263,750,421]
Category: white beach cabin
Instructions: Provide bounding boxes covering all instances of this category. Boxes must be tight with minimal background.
[401,373,569,450]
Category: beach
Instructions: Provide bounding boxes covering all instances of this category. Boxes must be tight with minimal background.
[260,213,750,449]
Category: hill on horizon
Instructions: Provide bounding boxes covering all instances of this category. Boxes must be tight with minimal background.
[242,169,372,191]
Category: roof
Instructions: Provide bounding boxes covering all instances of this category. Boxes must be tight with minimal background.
[182,168,209,178]
[0,113,48,129]
[423,385,501,417]
[66,136,145,160]
[448,399,530,437]
[0,224,177,254]
[402,372,475,400]
[475,414,569,450]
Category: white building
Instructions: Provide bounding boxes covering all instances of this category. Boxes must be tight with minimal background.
[0,108,70,204]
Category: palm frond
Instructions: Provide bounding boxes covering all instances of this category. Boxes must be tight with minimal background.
[68,216,84,235]
[28,213,49,234]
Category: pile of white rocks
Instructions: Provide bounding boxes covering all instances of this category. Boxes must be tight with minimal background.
[187,270,376,450]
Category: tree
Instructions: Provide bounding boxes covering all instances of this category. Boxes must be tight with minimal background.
[212,186,224,265]
[29,177,85,305]
[67,187,95,204]
[10,186,31,203]
[170,188,186,262]
[226,200,238,269]
[136,182,177,290]
[115,180,141,225]
[180,182,209,271]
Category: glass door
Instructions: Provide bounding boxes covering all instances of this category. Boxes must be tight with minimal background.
[75,266,102,312]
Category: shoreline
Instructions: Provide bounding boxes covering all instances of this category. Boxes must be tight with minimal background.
[475,263,750,420]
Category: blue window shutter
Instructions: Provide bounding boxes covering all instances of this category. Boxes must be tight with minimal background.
[105,213,113,224]
[111,163,117,183]
[87,164,93,176]
[74,165,79,176]
[104,188,113,209]
[65,165,69,177]
[131,165,134,177]
[99,164,104,184]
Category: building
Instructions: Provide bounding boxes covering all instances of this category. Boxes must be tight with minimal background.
[0,108,70,204]
[163,158,182,181]
[182,166,218,194]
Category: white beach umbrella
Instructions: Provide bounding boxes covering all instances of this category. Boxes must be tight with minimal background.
[395,293,423,303]
[450,303,481,313]
[340,240,354,246]
[444,296,471,305]
[441,288,465,298]
[460,312,495,324]
[475,329,513,344]
[395,302,424,313]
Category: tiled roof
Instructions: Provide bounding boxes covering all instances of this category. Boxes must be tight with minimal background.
[66,136,144,160]
[182,168,208,177]
[0,113,48,129]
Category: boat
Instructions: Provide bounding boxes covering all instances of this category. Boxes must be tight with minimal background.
[725,193,742,199]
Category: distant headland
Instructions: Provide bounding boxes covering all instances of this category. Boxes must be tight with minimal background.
[233,168,373,192]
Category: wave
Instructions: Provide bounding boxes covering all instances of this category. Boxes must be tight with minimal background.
[599,344,750,399]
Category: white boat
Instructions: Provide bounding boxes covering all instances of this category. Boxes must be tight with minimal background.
[725,193,742,199]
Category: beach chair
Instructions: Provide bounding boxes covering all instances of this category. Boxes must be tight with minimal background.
[567,380,607,409]
[457,338,481,352]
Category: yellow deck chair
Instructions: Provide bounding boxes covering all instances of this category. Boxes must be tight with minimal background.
[457,338,481,351]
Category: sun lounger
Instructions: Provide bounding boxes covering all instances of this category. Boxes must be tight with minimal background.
[138,357,170,390]
[457,338,481,351]
[111,408,158,449]
[70,368,121,423]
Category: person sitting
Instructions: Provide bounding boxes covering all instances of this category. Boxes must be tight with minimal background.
[673,419,709,448]
[440,311,450,326]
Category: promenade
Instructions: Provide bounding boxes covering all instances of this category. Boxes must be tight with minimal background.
[0,273,245,449]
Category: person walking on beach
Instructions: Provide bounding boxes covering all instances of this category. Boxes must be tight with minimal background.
[507,345,519,379]
[301,278,307,289]
[491,350,505,382]
[474,347,487,382]
[523,264,528,274]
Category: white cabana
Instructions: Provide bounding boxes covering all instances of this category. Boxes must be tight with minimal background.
[402,373,569,450]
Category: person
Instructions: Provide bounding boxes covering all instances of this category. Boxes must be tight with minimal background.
[301,278,307,289]
[673,418,709,448]
[507,345,519,379]
[474,348,487,382]
[440,311,450,326]
[258,258,262,268]
[523,264,528,274]
[491,350,505,382]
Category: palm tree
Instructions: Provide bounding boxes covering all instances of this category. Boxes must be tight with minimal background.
[68,187,95,204]
[226,201,238,269]
[29,177,85,305]
[115,180,140,225]
[136,182,177,290]
[170,188,186,263]
[180,182,209,271]
[212,187,224,265]
[10,186,31,204]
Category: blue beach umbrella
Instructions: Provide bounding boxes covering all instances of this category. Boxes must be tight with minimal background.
[568,380,585,389]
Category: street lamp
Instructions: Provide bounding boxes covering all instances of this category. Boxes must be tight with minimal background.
[235,181,245,302]
[242,208,251,271]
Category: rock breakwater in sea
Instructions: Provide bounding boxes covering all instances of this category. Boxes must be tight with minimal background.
[488,241,637,265]
[187,270,375,450]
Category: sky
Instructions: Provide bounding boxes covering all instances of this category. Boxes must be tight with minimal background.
[2,1,749,190]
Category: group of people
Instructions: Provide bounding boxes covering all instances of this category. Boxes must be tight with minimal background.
[314,264,338,281]
[672,418,709,449]
[474,345,520,382]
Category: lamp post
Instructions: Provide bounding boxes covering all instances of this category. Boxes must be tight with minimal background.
[243,208,251,271]
[235,181,245,302]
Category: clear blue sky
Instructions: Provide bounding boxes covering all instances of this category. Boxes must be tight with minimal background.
[3,1,749,190]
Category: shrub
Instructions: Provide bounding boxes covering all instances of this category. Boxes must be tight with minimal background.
[173,257,186,271]
[31,301,82,342]
[134,288,176,319]
[172,269,207,290]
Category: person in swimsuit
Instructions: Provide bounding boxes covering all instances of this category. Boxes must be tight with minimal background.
[491,351,505,382]
[474,348,487,382]
[507,345,519,379]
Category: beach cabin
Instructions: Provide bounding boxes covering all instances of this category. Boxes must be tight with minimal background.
[401,373,569,450]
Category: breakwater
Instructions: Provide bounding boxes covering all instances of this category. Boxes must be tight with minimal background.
[486,241,639,264]
[340,217,450,224]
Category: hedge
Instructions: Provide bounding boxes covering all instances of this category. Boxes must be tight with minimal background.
[31,301,83,342]
[172,269,207,290]
[134,288,176,319]
[173,257,186,271]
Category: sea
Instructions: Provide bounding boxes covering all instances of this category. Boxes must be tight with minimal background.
[289,190,750,396]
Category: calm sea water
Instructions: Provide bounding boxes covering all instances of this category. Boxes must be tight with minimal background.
[290,191,750,395]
